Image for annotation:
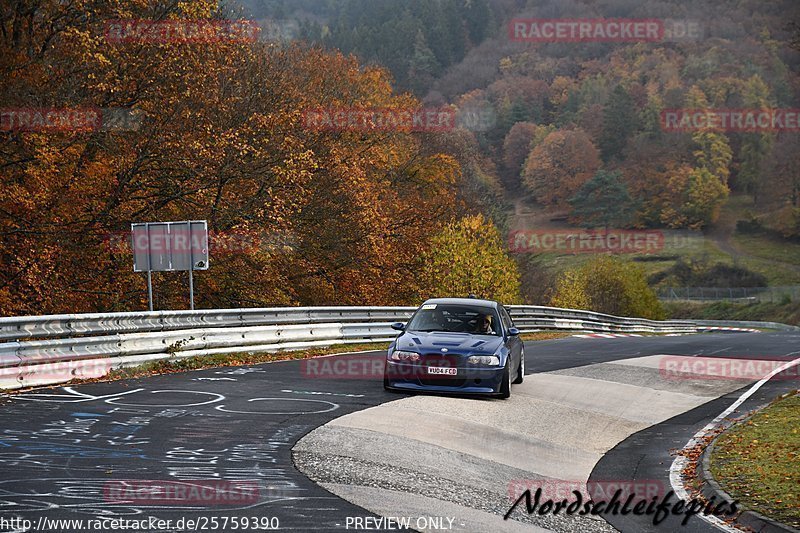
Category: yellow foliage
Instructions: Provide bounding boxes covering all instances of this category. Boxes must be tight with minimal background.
[419,215,522,304]
[550,256,665,319]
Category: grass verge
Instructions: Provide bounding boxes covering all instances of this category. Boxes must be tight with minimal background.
[520,332,573,341]
[709,390,800,529]
[664,301,800,326]
[733,232,800,268]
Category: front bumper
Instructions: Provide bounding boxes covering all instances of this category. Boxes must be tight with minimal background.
[385,360,505,394]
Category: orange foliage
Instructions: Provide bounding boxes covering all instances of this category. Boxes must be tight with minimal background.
[0,1,461,314]
[522,129,601,208]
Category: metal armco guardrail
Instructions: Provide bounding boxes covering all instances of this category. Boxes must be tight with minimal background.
[0,305,702,391]
[691,319,800,332]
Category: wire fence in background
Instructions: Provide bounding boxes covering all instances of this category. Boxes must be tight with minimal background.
[658,286,800,303]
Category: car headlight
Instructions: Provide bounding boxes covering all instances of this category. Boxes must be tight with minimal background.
[467,355,501,366]
[391,350,420,362]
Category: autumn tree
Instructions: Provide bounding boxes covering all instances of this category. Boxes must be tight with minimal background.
[760,133,800,237]
[502,122,537,178]
[762,133,800,208]
[577,103,604,145]
[522,129,601,208]
[0,0,464,314]
[550,256,664,319]
[679,116,732,228]
[548,270,590,311]
[489,77,551,125]
[693,130,733,184]
[419,214,522,304]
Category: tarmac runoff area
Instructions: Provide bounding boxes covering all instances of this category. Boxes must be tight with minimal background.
[292,354,758,533]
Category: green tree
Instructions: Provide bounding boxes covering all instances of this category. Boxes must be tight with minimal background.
[599,84,640,161]
[738,133,772,203]
[639,95,664,140]
[569,170,638,229]
[408,29,440,94]
[737,76,774,203]
[419,215,522,303]
[550,256,664,319]
[463,0,494,44]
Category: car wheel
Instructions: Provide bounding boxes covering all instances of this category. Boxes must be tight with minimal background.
[513,347,525,384]
[498,358,511,399]
[383,372,391,390]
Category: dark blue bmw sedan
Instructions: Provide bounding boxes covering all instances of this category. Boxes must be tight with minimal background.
[384,298,525,398]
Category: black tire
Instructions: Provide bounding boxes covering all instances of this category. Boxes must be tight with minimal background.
[513,348,525,384]
[383,373,391,390]
[498,359,511,399]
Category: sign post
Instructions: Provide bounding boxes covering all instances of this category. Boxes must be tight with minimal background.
[147,271,153,311]
[131,221,209,310]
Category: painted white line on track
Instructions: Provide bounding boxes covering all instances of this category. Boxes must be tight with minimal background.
[311,349,385,359]
[669,356,800,532]
[281,389,365,398]
[706,347,733,355]
[572,333,647,339]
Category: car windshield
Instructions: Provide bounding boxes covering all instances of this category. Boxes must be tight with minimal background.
[406,304,500,336]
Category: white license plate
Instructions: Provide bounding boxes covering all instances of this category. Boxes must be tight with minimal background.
[427,366,457,375]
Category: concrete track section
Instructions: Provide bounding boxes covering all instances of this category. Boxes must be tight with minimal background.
[293,340,795,532]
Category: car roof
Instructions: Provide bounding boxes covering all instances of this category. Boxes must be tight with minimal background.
[420,297,500,309]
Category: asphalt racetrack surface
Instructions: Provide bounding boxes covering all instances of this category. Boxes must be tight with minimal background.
[0,331,797,532]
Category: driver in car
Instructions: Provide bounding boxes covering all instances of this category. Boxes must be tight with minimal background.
[475,314,493,335]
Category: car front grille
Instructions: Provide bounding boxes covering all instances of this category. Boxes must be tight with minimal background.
[420,353,461,367]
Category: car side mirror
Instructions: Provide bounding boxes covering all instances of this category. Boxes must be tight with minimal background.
[507,327,520,336]
[390,322,406,332]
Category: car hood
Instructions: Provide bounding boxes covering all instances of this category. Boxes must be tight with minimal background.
[395,331,504,355]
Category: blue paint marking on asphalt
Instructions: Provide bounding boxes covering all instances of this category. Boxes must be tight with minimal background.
[71,412,107,417]
[0,441,11,447]
[10,441,147,459]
